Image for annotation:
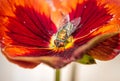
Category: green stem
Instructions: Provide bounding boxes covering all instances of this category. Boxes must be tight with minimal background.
[55,69,61,81]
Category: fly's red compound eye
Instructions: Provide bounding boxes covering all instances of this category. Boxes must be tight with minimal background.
[59,42,65,47]
[54,40,65,47]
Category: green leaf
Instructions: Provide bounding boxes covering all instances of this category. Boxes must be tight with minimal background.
[77,54,96,64]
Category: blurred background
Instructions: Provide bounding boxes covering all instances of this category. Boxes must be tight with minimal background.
[0,51,120,81]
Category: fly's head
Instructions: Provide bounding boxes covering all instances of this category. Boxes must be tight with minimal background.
[54,39,66,47]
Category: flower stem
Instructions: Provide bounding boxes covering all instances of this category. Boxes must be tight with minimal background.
[55,69,60,81]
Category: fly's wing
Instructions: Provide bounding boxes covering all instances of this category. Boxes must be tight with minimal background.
[56,15,70,39]
[58,15,70,31]
[69,17,81,35]
[71,17,81,29]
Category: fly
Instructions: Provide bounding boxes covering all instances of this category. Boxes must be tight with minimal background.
[54,15,81,47]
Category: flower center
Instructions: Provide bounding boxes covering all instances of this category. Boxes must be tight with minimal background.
[49,34,74,51]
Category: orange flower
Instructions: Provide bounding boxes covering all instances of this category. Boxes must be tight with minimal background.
[0,0,120,69]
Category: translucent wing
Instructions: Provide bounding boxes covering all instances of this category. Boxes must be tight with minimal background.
[66,17,81,36]
[58,14,70,30]
[71,17,81,28]
[57,15,81,38]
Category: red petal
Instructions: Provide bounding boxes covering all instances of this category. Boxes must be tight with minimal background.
[73,32,120,61]
[88,33,120,60]
[69,0,113,38]
[4,6,57,47]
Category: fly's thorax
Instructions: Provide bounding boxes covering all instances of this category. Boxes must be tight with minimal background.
[57,29,68,40]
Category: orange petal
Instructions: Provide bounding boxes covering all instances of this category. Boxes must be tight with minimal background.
[2,45,73,68]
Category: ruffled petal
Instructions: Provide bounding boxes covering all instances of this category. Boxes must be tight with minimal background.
[6,56,69,69]
[87,33,120,60]
[2,45,72,68]
[73,32,120,61]
[3,55,39,68]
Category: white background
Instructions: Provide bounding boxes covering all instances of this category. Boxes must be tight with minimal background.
[0,51,120,81]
